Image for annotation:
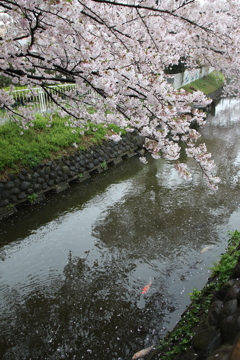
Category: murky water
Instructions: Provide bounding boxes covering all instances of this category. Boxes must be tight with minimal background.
[0,98,240,360]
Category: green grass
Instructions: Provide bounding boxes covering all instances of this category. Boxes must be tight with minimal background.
[0,113,125,177]
[181,71,225,95]
[209,230,240,284]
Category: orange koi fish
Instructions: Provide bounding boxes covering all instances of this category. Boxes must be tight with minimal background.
[132,344,154,359]
[141,278,152,294]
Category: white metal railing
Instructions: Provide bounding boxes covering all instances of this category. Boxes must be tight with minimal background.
[0,83,91,124]
[0,67,215,124]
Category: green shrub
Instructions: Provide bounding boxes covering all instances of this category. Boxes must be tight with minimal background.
[0,75,12,88]
[34,115,49,129]
[22,154,42,168]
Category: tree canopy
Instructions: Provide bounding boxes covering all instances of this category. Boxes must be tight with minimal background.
[1,0,239,189]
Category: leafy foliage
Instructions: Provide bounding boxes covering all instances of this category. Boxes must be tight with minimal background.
[27,193,38,203]
[209,230,240,285]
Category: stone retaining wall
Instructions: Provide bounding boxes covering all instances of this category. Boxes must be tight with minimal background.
[150,248,240,360]
[208,86,224,101]
[175,254,240,360]
[0,132,145,220]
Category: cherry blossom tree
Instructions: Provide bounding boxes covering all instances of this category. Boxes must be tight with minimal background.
[1,0,239,189]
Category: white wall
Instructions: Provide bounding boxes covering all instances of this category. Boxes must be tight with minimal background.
[172,67,215,89]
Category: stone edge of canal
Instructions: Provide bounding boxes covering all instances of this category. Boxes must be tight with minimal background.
[149,231,240,360]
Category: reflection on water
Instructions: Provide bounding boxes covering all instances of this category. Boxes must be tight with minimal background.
[0,98,240,359]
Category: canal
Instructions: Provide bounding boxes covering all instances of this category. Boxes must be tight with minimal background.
[0,98,240,360]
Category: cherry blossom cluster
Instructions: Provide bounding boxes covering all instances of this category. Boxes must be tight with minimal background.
[1,0,240,188]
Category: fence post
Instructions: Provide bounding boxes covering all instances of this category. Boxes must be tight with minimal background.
[38,88,47,113]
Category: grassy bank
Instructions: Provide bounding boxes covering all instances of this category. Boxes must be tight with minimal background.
[0,71,224,179]
[150,230,240,360]
[0,113,124,179]
[181,71,224,95]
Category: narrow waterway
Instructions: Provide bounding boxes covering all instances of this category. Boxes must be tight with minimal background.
[0,98,240,360]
